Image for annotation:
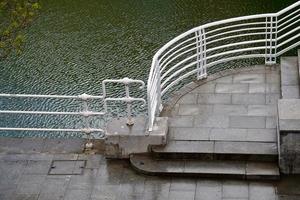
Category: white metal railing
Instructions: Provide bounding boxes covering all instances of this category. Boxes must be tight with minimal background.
[147,1,300,131]
[0,78,145,143]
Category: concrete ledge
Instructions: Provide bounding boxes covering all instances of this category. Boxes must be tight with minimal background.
[278,99,300,174]
[105,117,168,159]
[278,99,300,132]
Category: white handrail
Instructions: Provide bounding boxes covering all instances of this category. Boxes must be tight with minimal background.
[147,1,300,131]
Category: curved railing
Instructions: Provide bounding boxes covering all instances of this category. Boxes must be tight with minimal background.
[147,1,300,131]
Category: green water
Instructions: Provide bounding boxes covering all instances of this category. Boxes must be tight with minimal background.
[0,0,297,138]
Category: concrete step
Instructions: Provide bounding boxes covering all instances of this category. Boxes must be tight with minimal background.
[151,140,278,161]
[280,56,300,99]
[298,50,300,79]
[130,154,280,180]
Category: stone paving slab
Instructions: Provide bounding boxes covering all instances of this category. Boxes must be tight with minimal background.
[0,151,298,200]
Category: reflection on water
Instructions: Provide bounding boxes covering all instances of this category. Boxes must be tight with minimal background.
[0,0,297,138]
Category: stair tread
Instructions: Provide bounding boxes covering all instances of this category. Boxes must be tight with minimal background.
[152,140,278,155]
[280,56,300,98]
[130,154,280,180]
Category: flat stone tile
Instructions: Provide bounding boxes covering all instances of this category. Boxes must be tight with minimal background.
[246,162,279,176]
[213,104,247,115]
[168,190,195,200]
[266,94,280,104]
[170,178,196,191]
[215,83,248,94]
[195,181,222,200]
[154,141,214,153]
[184,160,246,175]
[266,117,277,129]
[249,83,266,93]
[210,128,247,141]
[192,83,216,94]
[16,138,45,154]
[266,73,280,83]
[249,182,276,200]
[222,181,248,199]
[230,116,266,128]
[68,169,98,190]
[77,154,104,169]
[214,141,277,155]
[42,139,84,154]
[215,75,233,83]
[24,160,51,175]
[246,129,277,142]
[63,189,91,200]
[178,94,198,104]
[91,185,120,200]
[40,177,70,196]
[10,194,39,200]
[282,85,300,99]
[233,74,265,83]
[16,183,42,195]
[197,93,231,104]
[178,104,212,115]
[266,83,280,93]
[169,128,210,141]
[247,105,277,116]
[232,94,265,105]
[169,116,194,127]
[194,114,229,128]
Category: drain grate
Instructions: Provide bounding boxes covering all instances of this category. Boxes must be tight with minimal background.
[48,160,86,175]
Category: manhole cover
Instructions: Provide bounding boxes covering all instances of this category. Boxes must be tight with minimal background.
[48,160,86,175]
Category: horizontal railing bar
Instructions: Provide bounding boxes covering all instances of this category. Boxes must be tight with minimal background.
[0,93,103,99]
[206,27,268,41]
[161,54,265,95]
[158,36,196,64]
[277,33,300,48]
[278,7,299,23]
[277,40,300,56]
[0,110,105,116]
[277,26,300,41]
[278,13,300,29]
[161,46,267,86]
[207,39,268,53]
[277,1,300,16]
[278,18,300,33]
[206,32,268,45]
[206,22,267,35]
[160,42,196,72]
[0,127,104,132]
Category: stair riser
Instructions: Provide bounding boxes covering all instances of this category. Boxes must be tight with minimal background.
[152,152,278,162]
[131,165,280,180]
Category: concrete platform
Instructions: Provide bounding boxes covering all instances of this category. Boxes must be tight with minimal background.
[159,66,280,161]
[280,57,300,99]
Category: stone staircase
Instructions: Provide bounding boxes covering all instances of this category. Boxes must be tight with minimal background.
[129,50,300,180]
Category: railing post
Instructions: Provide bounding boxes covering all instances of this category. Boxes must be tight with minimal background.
[195,28,207,80]
[124,81,134,126]
[156,59,163,113]
[79,93,93,150]
[265,15,277,65]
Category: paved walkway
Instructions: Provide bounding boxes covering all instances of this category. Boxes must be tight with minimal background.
[163,66,280,155]
[0,137,299,200]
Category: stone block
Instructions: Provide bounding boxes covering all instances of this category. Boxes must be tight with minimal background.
[230,116,266,128]
[232,94,265,105]
[194,114,229,128]
[233,73,265,83]
[215,83,248,93]
[198,93,231,104]
[213,105,247,115]
[247,105,277,116]
[105,117,168,158]
[278,99,300,131]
